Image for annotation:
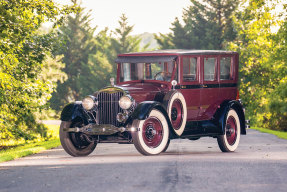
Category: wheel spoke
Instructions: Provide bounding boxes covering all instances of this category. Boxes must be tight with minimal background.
[226,116,237,145]
[142,117,164,148]
[171,99,183,130]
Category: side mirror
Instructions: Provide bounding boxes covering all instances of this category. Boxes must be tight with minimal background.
[171,80,177,90]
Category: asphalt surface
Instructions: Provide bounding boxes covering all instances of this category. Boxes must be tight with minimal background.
[1,129,287,192]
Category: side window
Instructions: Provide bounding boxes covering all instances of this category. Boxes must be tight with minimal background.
[220,57,233,80]
[183,57,197,82]
[204,57,217,81]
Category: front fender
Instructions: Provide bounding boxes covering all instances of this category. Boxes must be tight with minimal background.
[214,100,246,135]
[60,101,86,123]
[125,101,178,138]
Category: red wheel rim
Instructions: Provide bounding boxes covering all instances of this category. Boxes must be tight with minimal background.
[171,99,183,130]
[142,117,163,148]
[226,116,237,145]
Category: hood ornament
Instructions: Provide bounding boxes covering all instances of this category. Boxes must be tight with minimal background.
[110,77,115,86]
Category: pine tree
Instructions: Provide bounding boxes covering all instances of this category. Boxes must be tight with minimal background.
[111,14,141,74]
[156,0,240,49]
[50,0,112,111]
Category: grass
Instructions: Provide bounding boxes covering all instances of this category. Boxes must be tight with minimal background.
[0,139,60,163]
[252,127,287,140]
[0,124,61,163]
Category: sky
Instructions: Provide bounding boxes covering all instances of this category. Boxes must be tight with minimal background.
[55,0,191,35]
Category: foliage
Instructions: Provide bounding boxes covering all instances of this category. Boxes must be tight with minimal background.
[50,1,113,111]
[111,14,142,54]
[228,0,287,131]
[155,0,240,49]
[110,14,142,74]
[0,0,74,143]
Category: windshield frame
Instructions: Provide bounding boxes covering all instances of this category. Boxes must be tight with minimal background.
[116,59,178,85]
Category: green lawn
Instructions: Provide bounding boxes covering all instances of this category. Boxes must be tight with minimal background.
[0,139,60,163]
[0,124,61,163]
[252,127,287,140]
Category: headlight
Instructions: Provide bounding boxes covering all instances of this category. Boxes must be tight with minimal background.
[82,96,95,110]
[119,96,132,110]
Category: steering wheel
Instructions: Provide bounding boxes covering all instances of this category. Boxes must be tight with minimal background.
[154,72,172,81]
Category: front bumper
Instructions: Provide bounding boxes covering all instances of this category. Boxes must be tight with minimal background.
[63,124,138,135]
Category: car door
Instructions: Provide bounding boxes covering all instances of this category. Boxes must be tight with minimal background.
[179,56,201,121]
[198,56,220,120]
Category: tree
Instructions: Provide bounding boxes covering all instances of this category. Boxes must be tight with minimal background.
[155,0,240,49]
[0,0,74,142]
[79,29,113,96]
[50,1,113,111]
[111,14,142,74]
[227,0,287,131]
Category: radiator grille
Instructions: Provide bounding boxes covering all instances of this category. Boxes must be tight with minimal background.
[98,91,124,127]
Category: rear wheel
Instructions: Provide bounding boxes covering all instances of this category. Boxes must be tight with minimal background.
[60,121,97,157]
[132,109,169,155]
[217,109,241,152]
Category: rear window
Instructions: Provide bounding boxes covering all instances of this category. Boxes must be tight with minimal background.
[220,57,233,80]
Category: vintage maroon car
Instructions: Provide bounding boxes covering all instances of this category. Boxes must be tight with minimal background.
[60,50,248,156]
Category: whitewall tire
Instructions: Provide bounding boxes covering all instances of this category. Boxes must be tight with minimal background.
[217,109,241,152]
[132,109,169,155]
[167,92,187,136]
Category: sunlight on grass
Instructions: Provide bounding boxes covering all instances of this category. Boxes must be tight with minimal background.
[0,139,61,163]
[0,124,61,163]
[252,127,287,140]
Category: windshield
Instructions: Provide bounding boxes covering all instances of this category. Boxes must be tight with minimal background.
[119,61,176,82]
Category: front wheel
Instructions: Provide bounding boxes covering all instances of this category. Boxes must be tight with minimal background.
[132,109,169,155]
[60,121,97,157]
[217,109,241,152]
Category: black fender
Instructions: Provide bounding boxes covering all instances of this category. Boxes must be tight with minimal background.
[162,90,177,110]
[60,101,88,124]
[125,101,178,138]
[214,100,246,135]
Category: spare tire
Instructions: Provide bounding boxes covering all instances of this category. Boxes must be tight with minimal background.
[163,91,187,136]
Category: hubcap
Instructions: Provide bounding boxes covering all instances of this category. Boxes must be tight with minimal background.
[226,116,237,145]
[142,117,163,148]
[171,99,183,130]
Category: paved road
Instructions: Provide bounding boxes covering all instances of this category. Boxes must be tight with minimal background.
[1,129,287,192]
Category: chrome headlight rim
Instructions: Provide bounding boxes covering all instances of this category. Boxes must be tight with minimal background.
[82,95,96,111]
[119,95,133,110]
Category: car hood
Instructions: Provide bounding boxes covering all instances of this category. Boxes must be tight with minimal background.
[119,82,169,103]
[99,82,169,103]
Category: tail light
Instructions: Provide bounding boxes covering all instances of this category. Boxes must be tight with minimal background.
[236,89,240,100]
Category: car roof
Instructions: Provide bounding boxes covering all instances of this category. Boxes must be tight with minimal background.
[118,49,237,56]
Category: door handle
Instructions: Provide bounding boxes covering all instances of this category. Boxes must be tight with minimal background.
[201,85,207,88]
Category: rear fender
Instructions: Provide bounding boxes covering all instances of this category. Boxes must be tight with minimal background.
[214,100,246,135]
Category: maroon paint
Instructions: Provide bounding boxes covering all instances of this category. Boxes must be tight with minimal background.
[226,116,237,145]
[116,51,239,121]
[117,82,169,103]
[171,99,183,130]
[179,56,201,120]
[142,117,164,148]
